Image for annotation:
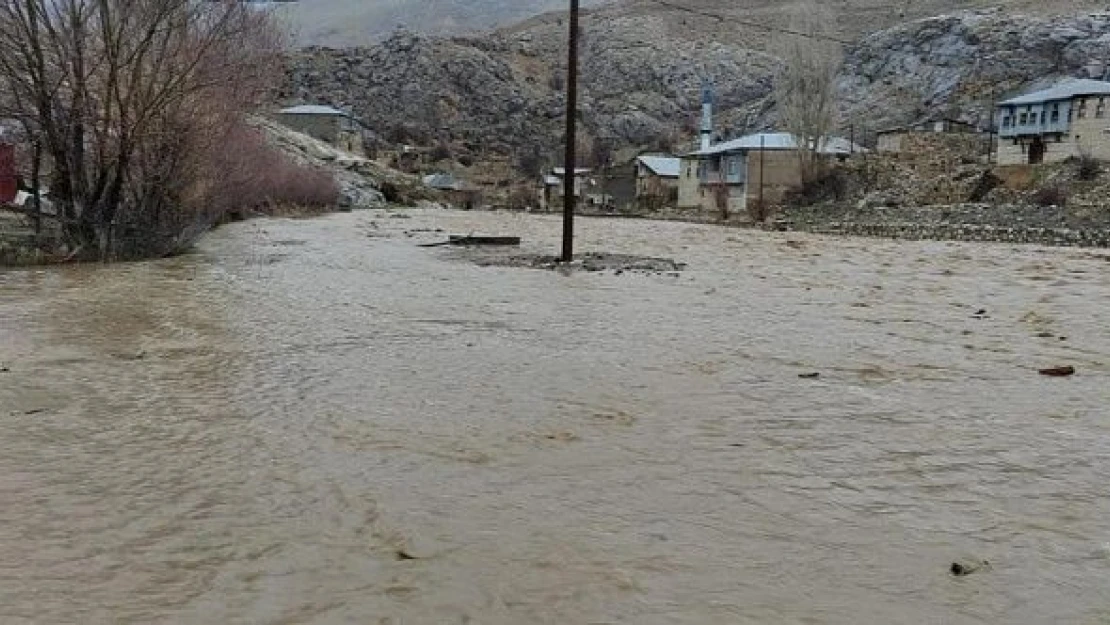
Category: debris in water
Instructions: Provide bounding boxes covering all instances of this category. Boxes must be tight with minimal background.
[420,235,521,248]
[798,372,821,379]
[971,309,989,318]
[1039,366,1076,377]
[395,549,418,561]
[950,559,990,577]
[0,366,9,373]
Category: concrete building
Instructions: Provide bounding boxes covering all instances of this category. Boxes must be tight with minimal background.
[634,155,681,200]
[677,133,862,215]
[877,118,980,154]
[277,105,364,155]
[996,78,1110,165]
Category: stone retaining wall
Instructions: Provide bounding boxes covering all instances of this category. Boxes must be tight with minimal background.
[780,220,1110,248]
[776,201,1110,248]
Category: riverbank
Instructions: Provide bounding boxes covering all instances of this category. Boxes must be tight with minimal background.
[774,201,1110,248]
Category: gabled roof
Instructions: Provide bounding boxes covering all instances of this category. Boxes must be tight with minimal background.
[1000,78,1110,106]
[688,132,864,157]
[636,155,681,178]
[280,104,351,117]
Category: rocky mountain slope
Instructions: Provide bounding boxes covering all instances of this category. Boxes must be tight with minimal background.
[283,4,1110,180]
[278,0,607,47]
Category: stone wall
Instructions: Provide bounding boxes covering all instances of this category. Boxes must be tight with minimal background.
[0,211,48,265]
[777,201,1110,248]
[783,221,1110,248]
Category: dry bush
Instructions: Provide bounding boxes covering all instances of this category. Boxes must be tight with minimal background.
[431,143,452,162]
[1076,154,1101,181]
[747,198,773,223]
[1032,186,1068,207]
[507,185,536,210]
[199,124,339,217]
[784,167,848,206]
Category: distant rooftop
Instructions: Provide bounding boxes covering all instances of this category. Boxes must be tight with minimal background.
[1000,79,1110,106]
[689,132,864,157]
[636,155,681,178]
[279,104,351,117]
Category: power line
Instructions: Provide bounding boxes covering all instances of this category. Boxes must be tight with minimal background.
[645,0,853,45]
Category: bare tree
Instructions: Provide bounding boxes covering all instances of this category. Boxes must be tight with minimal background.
[774,2,842,182]
[0,0,281,260]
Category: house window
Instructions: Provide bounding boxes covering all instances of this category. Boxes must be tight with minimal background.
[1003,116,1012,128]
[1040,111,1047,125]
[1078,108,1087,119]
[1050,110,1060,123]
[728,157,740,176]
[1019,112,1028,124]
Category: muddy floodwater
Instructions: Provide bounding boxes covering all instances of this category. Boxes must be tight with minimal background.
[2,210,1109,624]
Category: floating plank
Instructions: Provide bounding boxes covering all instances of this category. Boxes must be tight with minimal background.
[419,235,521,248]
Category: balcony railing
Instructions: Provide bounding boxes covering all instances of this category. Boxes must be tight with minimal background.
[999,118,1071,138]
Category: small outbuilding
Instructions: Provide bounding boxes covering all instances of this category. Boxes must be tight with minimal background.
[277,104,364,155]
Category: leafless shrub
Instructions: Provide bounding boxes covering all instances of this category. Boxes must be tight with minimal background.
[747,198,772,223]
[507,185,536,210]
[784,167,848,206]
[1032,185,1068,207]
[0,0,283,259]
[774,1,842,184]
[1076,153,1101,181]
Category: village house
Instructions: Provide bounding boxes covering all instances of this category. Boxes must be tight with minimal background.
[539,167,592,211]
[996,78,1110,165]
[423,172,482,210]
[677,132,861,215]
[876,117,980,154]
[276,105,364,155]
[634,155,681,200]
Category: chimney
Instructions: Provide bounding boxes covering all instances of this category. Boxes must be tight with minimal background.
[700,79,714,151]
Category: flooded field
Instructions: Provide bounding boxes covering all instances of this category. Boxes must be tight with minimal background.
[1,210,1108,624]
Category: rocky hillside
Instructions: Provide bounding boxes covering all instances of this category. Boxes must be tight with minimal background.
[841,11,1110,131]
[283,7,1110,181]
[278,0,606,47]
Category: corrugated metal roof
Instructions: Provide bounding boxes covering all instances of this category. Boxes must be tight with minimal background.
[636,155,681,177]
[689,132,863,156]
[280,104,350,117]
[1000,78,1110,106]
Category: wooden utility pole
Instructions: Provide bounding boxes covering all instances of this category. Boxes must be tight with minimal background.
[561,0,580,263]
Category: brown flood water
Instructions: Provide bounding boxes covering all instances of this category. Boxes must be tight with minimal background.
[1,210,1109,624]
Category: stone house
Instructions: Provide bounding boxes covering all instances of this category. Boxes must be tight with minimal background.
[677,132,861,215]
[276,105,364,155]
[423,172,482,210]
[539,167,592,211]
[876,118,980,154]
[996,78,1110,165]
[634,155,681,200]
